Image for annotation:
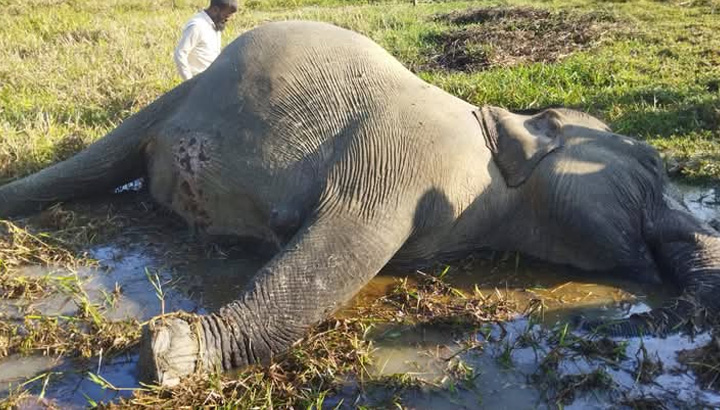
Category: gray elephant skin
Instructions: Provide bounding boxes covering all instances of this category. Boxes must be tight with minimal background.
[1,21,718,387]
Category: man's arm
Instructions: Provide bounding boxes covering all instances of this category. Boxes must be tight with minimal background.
[174,23,200,81]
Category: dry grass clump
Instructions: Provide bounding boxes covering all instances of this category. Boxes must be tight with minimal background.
[0,203,131,300]
[0,191,217,365]
[0,273,140,360]
[678,334,720,390]
[554,368,614,405]
[0,210,142,359]
[620,396,669,410]
[0,193,175,301]
[0,219,87,273]
[105,319,374,409]
[633,342,663,385]
[534,351,617,405]
[0,218,95,300]
[0,387,61,410]
[0,199,133,280]
[425,6,620,72]
[29,202,126,247]
[0,314,140,359]
[1,188,168,266]
[0,272,49,300]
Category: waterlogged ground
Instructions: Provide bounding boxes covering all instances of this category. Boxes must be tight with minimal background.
[3,183,720,408]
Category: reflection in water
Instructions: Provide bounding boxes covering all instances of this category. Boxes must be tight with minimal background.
[2,183,720,408]
[674,182,720,225]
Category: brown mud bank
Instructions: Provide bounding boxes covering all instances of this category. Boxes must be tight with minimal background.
[422,6,621,72]
[1,182,720,408]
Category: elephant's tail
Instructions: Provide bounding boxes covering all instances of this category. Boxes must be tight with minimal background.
[0,78,197,218]
[587,206,720,337]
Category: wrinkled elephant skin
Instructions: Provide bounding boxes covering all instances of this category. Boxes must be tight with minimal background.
[2,21,719,386]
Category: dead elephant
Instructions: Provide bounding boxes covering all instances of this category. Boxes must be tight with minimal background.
[1,21,718,386]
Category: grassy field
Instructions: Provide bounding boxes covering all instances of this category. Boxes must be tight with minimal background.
[0,0,719,407]
[0,0,719,182]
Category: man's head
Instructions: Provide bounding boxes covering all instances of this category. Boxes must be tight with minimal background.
[206,0,237,31]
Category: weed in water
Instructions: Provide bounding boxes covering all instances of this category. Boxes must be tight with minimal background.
[497,340,515,369]
[365,270,516,328]
[555,368,615,405]
[633,339,663,384]
[678,333,720,390]
[145,268,168,318]
[620,395,669,410]
[1,313,140,359]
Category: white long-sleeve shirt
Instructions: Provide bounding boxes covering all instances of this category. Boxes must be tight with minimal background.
[173,11,221,80]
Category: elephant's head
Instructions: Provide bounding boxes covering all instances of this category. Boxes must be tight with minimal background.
[477,105,720,336]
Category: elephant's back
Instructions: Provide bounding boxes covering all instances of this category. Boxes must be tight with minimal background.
[223,20,412,83]
[167,21,439,199]
[175,21,420,168]
[150,22,406,236]
[153,21,481,243]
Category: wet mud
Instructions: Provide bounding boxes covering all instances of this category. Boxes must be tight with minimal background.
[2,182,720,408]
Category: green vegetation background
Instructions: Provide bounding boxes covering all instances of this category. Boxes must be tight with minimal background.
[0,0,718,182]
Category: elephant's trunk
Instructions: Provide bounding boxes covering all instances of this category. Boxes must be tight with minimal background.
[593,206,720,336]
[0,78,197,218]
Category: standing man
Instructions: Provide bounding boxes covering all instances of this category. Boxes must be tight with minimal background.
[174,0,238,81]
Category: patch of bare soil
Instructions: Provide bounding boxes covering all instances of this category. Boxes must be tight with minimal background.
[424,7,619,72]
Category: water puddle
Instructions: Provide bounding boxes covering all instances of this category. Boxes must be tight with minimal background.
[2,182,720,408]
[674,182,720,224]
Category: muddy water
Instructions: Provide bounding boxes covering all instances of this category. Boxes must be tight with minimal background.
[2,183,720,408]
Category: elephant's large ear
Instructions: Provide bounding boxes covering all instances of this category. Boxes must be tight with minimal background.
[474,106,564,187]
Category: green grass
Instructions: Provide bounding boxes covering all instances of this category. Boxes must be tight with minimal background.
[0,0,719,182]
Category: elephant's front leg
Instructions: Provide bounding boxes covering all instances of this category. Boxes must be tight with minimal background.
[139,207,411,386]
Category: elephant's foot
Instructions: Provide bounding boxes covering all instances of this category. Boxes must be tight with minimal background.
[139,313,218,387]
[139,306,292,386]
